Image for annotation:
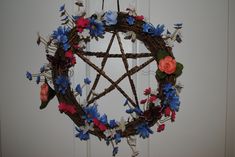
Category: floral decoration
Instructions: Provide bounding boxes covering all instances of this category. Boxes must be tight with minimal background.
[26,1,183,157]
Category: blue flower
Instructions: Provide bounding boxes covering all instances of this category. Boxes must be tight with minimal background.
[52,26,71,51]
[153,24,165,36]
[75,127,90,141]
[88,18,105,37]
[142,23,165,36]
[40,65,45,73]
[83,104,100,122]
[26,71,32,81]
[126,108,134,114]
[123,99,128,106]
[126,16,135,25]
[104,10,118,26]
[142,23,155,34]
[100,114,108,124]
[162,83,181,112]
[109,119,118,128]
[55,75,70,94]
[59,4,65,12]
[114,133,121,144]
[112,147,118,156]
[75,84,82,96]
[133,107,143,115]
[163,83,173,92]
[169,95,180,112]
[136,123,153,139]
[36,75,40,84]
[84,77,91,85]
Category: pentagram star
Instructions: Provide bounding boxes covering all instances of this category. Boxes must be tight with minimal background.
[75,32,155,107]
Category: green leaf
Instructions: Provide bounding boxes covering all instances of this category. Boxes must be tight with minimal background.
[156,50,170,62]
[156,69,167,80]
[174,62,184,77]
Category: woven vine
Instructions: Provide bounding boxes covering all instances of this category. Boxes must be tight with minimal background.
[26,1,183,156]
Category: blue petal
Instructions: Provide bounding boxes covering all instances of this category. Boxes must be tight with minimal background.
[75,84,82,96]
[123,99,128,106]
[112,147,118,156]
[126,108,134,114]
[114,133,121,144]
[36,75,40,84]
[60,4,65,12]
[100,114,108,124]
[109,119,118,128]
[84,77,91,85]
[26,71,32,81]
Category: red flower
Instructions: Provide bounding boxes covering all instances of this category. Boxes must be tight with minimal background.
[65,50,73,58]
[58,102,77,114]
[148,95,157,103]
[93,118,107,131]
[171,111,176,122]
[144,87,151,95]
[164,107,171,117]
[65,50,76,65]
[140,99,147,104]
[157,124,165,132]
[135,15,144,21]
[76,17,89,33]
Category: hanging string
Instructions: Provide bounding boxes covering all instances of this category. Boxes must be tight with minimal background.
[117,0,120,12]
[102,0,104,10]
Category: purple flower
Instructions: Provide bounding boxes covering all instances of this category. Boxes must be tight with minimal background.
[104,10,118,26]
[126,16,135,25]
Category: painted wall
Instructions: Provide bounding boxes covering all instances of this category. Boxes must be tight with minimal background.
[0,0,233,157]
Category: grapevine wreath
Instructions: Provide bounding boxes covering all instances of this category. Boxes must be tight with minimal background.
[26,0,183,156]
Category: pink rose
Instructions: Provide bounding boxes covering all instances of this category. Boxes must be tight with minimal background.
[40,83,49,102]
[159,56,176,74]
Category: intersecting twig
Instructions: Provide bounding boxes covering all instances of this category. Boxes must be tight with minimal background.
[116,33,139,107]
[75,50,137,107]
[79,51,153,58]
[86,33,116,102]
[87,57,155,105]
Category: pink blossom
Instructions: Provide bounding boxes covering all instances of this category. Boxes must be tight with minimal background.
[148,95,157,103]
[144,87,151,95]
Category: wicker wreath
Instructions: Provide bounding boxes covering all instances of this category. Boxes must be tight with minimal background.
[26,1,183,156]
